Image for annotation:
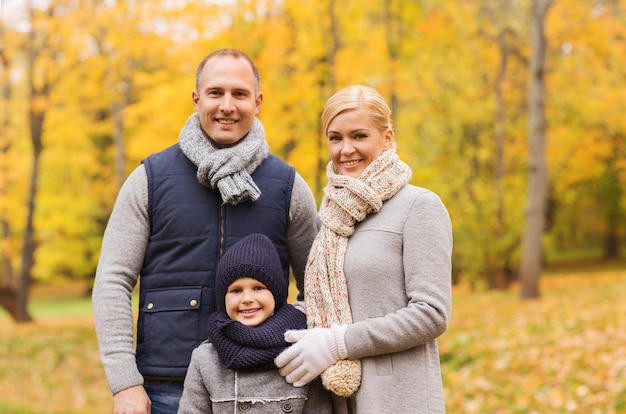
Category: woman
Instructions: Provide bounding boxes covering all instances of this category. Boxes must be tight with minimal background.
[275,85,452,413]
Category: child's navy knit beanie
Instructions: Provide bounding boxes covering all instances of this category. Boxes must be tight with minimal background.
[215,233,287,311]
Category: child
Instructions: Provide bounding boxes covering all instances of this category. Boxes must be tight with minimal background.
[178,233,331,413]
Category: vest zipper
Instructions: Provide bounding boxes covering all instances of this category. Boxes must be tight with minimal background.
[219,202,226,259]
[216,201,226,313]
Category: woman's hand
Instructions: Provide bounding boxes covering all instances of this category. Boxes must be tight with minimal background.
[274,325,347,386]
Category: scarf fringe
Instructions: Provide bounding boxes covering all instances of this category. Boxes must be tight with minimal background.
[321,359,362,397]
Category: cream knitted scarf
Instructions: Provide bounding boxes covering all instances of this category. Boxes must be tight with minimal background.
[305,147,412,397]
[178,113,269,205]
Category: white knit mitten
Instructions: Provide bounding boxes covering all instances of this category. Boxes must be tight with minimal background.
[275,325,347,387]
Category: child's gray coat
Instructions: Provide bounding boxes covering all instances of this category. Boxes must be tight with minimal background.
[178,341,332,414]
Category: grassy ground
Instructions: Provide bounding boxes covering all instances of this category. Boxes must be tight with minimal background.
[1,269,625,413]
[439,269,626,413]
[0,283,111,414]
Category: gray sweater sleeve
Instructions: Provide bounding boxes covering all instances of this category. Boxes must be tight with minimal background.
[285,172,319,302]
[92,165,150,395]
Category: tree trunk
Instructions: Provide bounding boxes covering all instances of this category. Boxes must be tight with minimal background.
[112,102,127,191]
[15,120,43,322]
[600,156,622,259]
[14,3,56,322]
[0,37,16,295]
[384,0,402,126]
[16,80,47,322]
[520,0,552,300]
[493,30,509,290]
[315,0,340,198]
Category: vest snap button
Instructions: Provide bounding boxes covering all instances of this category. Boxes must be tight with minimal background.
[282,402,293,412]
[238,402,251,411]
[190,299,198,307]
[147,303,154,310]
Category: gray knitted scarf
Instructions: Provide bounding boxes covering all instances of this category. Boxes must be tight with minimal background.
[178,113,269,205]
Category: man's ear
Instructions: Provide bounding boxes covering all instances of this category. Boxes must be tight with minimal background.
[192,90,199,109]
[255,91,264,114]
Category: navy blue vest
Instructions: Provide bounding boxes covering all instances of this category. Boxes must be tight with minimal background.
[136,144,294,378]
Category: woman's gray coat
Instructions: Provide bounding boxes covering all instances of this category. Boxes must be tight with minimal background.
[334,185,452,413]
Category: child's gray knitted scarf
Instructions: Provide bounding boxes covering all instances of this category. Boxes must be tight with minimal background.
[178,113,269,205]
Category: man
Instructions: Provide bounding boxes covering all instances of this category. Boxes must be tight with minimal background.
[92,48,318,414]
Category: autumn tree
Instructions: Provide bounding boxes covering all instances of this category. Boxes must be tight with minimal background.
[546,2,626,262]
[0,23,20,315]
[0,0,87,321]
[1,0,626,306]
[312,0,341,195]
[520,0,553,299]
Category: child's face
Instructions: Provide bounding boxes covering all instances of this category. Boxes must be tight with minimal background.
[225,277,275,326]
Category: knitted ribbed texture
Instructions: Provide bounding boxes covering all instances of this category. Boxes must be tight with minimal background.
[305,148,412,397]
[178,113,269,205]
[207,305,307,371]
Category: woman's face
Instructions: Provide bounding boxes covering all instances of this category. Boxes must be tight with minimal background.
[326,109,393,178]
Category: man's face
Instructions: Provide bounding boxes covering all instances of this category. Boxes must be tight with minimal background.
[192,56,263,148]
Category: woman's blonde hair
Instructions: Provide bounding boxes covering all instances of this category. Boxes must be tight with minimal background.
[321,85,393,136]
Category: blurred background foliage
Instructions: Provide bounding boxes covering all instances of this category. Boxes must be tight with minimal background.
[1,0,625,318]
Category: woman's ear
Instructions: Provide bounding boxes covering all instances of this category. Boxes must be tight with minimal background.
[384,128,394,150]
